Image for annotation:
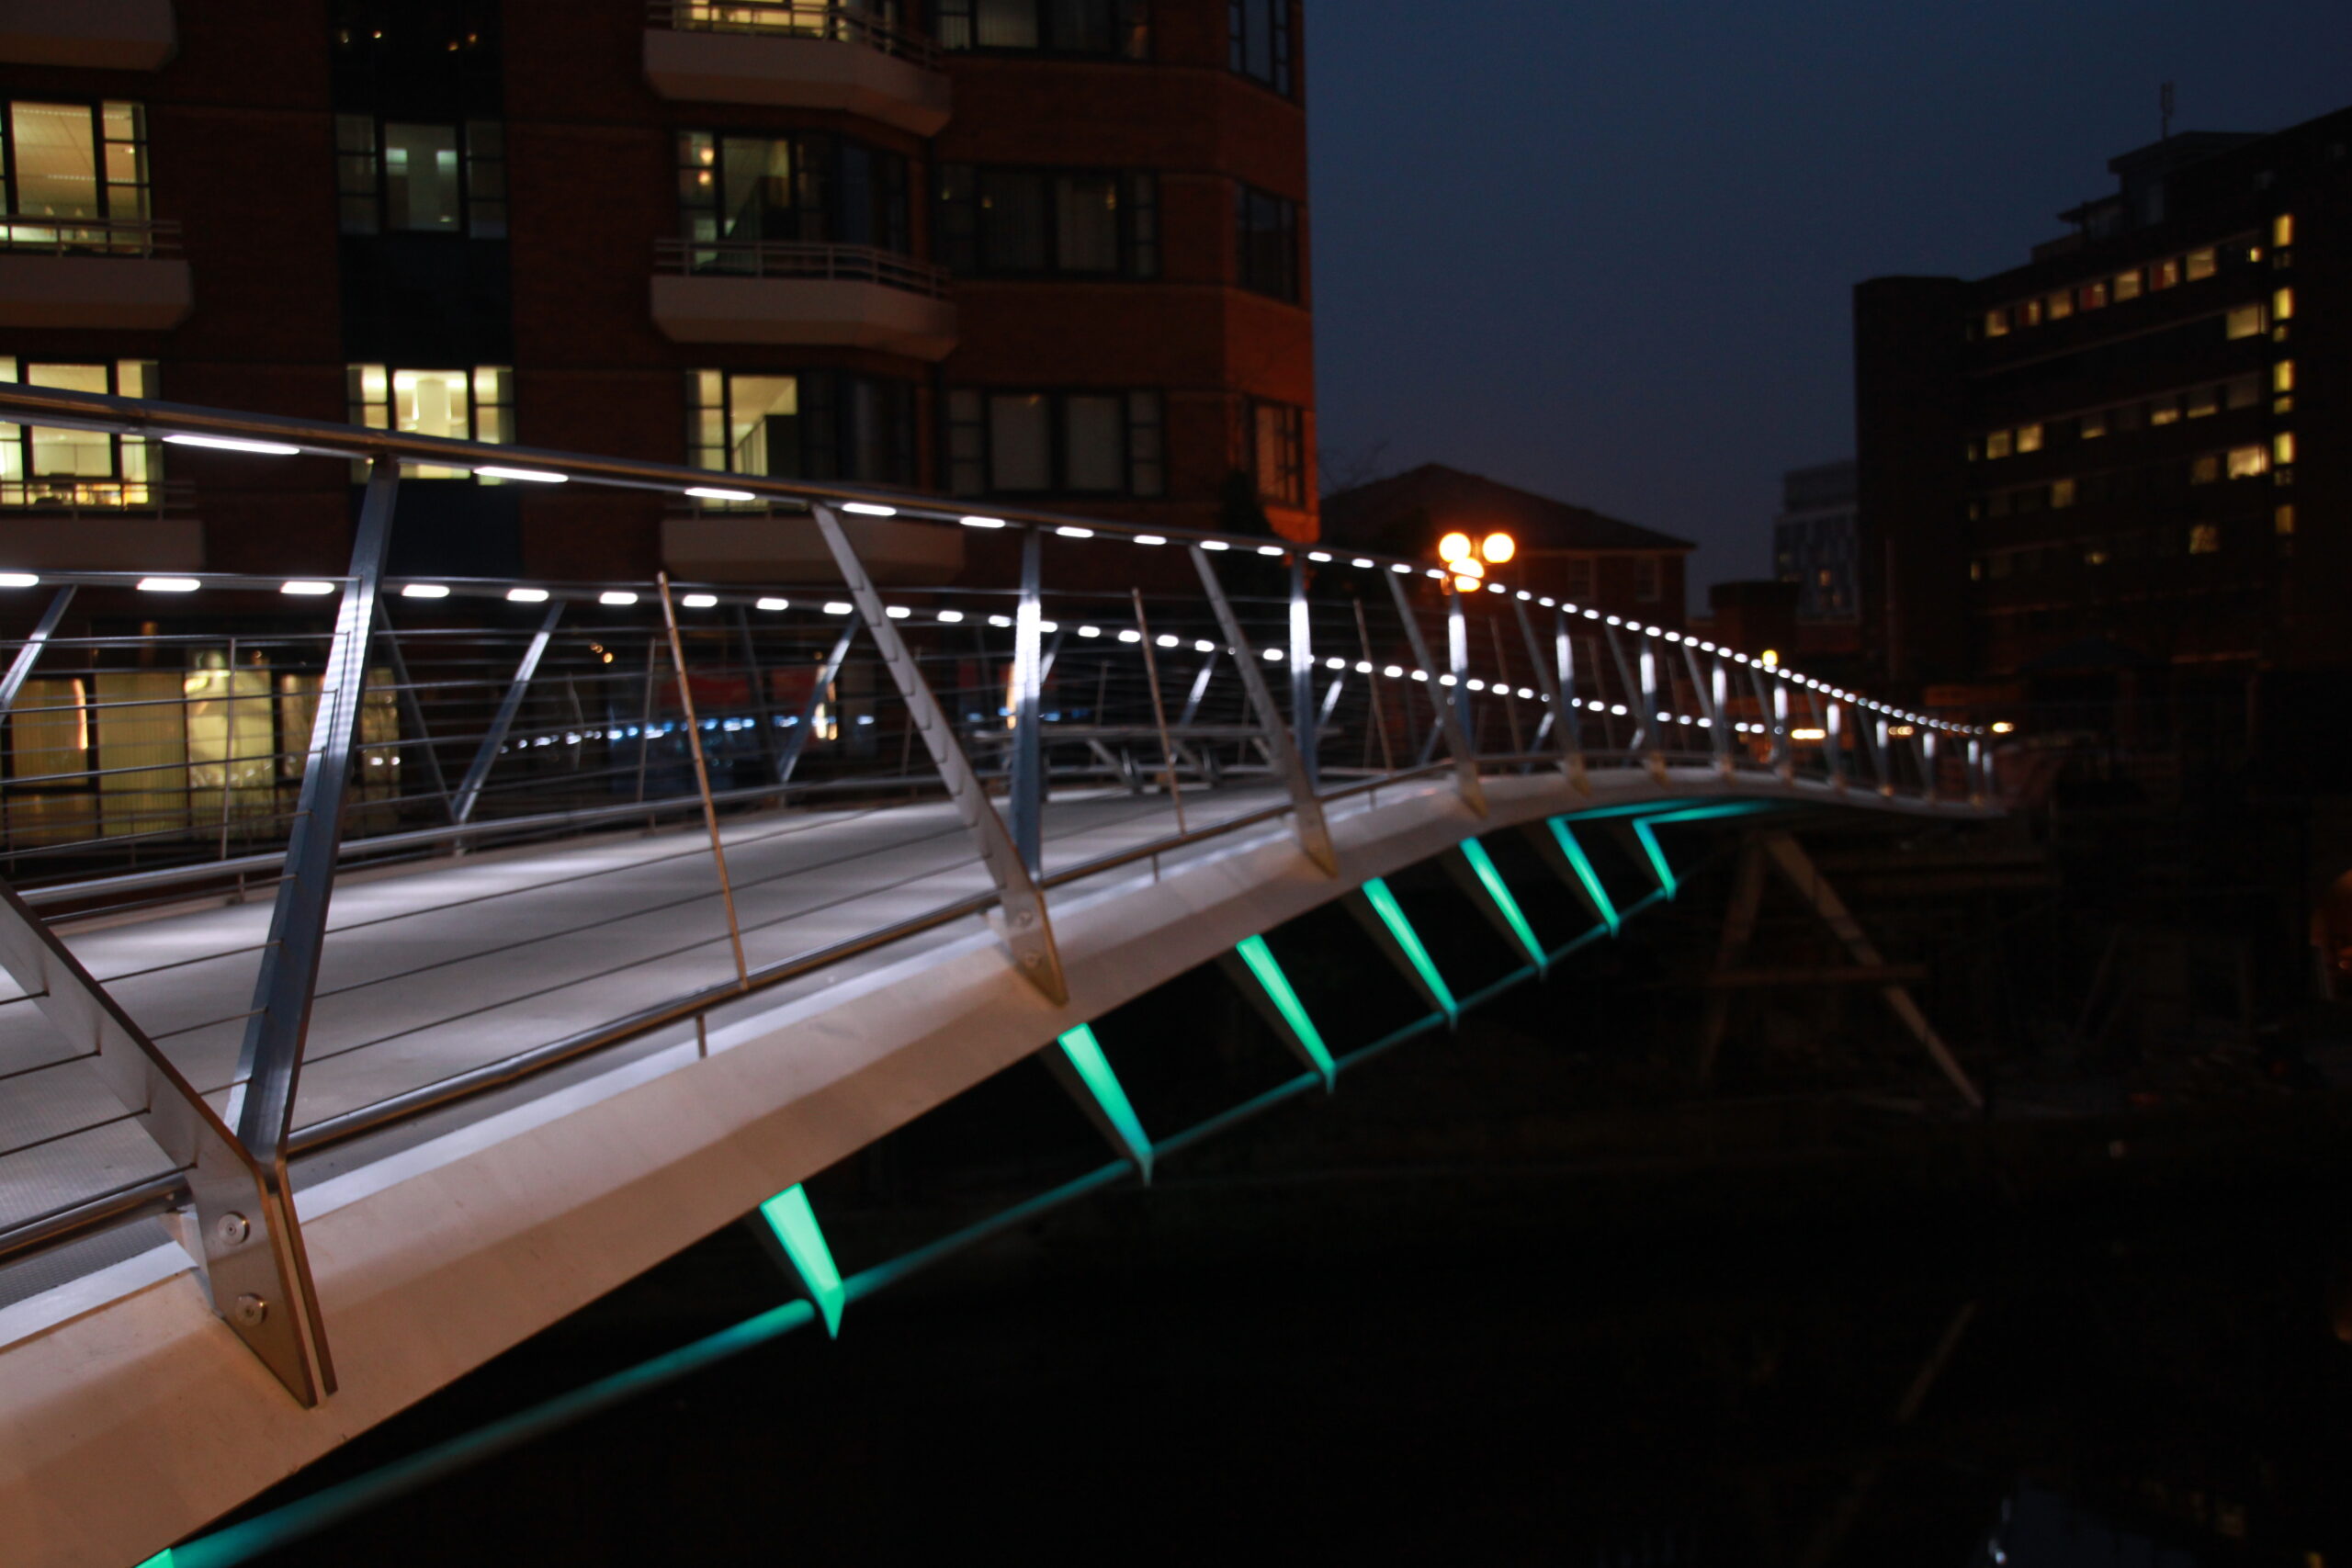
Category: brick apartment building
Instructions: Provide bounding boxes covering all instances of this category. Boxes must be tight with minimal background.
[0,0,1316,586]
[1855,104,2349,688]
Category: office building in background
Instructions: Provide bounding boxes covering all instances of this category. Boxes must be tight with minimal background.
[1773,458,1857,622]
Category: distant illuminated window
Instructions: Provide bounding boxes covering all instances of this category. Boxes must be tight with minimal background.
[2078,280,2108,311]
[2084,544,2109,567]
[2050,478,2075,509]
[2186,386,2218,419]
[0,101,150,245]
[2079,411,2107,440]
[2016,423,2043,454]
[2272,287,2295,322]
[2276,504,2296,536]
[1984,430,2012,459]
[2272,213,2294,248]
[2226,445,2268,479]
[2184,247,2216,281]
[347,364,512,479]
[1984,309,2008,338]
[0,357,158,507]
[1250,399,1305,506]
[2273,361,2294,393]
[688,368,917,487]
[2112,268,2143,300]
[2019,298,2044,327]
[2188,524,2220,555]
[2149,399,2180,427]
[337,116,505,237]
[2274,432,2295,468]
[2046,290,2073,321]
[2225,303,2267,340]
[679,130,909,256]
[938,0,1148,54]
[2152,257,2180,290]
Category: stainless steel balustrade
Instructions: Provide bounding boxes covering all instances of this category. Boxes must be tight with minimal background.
[0,386,1989,1404]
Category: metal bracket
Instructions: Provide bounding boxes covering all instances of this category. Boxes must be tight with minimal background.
[451,599,563,825]
[813,503,1068,1003]
[1193,545,1338,874]
[1383,571,1486,817]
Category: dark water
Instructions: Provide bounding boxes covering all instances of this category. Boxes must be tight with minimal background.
[233,1090,2352,1567]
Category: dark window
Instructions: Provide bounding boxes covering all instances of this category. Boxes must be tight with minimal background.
[338,116,505,237]
[1227,0,1292,94]
[935,165,1157,277]
[688,369,916,487]
[1246,399,1303,506]
[0,100,151,249]
[1634,556,1662,603]
[1235,184,1297,300]
[946,388,1163,497]
[677,131,910,259]
[938,0,1148,56]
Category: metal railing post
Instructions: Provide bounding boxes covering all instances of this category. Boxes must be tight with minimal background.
[1709,655,1734,775]
[450,599,564,825]
[1866,715,1894,796]
[1131,588,1185,835]
[1825,699,1847,791]
[369,610,453,820]
[1770,679,1792,778]
[814,503,1068,999]
[223,457,408,1399]
[1967,737,1986,806]
[1010,525,1046,875]
[1384,572,1486,816]
[1193,543,1339,872]
[1288,554,1317,792]
[777,613,858,784]
[0,882,334,1403]
[0,584,73,715]
[1513,598,1584,789]
[657,573,751,989]
[1637,641,1665,776]
[1446,585,1476,756]
[732,605,786,776]
[1920,729,1940,803]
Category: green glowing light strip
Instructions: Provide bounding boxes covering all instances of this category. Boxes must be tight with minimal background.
[1457,839,1546,969]
[1628,801,1785,901]
[1234,933,1336,1086]
[1056,1023,1153,1179]
[1546,818,1619,933]
[758,1184,846,1338]
[1361,875,1457,1014]
[1630,818,1678,898]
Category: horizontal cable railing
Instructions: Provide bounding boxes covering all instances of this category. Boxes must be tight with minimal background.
[648,0,944,68]
[0,387,1991,1382]
[654,236,950,295]
[0,215,183,259]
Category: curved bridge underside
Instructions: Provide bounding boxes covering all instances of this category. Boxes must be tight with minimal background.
[0,763,1988,1566]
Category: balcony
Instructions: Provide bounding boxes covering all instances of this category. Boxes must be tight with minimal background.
[662,500,964,585]
[0,220,192,331]
[0,479,202,571]
[0,0,175,70]
[644,1,951,137]
[650,240,957,360]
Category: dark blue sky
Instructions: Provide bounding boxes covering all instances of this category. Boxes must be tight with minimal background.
[1306,1,2351,602]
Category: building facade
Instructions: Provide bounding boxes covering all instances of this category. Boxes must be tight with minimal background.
[1772,458,1856,621]
[1320,463,1692,630]
[1855,107,2348,687]
[0,0,1316,585]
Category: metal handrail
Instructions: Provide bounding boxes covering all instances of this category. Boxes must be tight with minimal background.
[0,215,182,259]
[653,237,949,296]
[648,0,944,68]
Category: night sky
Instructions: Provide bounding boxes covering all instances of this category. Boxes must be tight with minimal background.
[1307,1,2352,604]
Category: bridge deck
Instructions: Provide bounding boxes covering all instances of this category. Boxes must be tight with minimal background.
[0,784,1287,1240]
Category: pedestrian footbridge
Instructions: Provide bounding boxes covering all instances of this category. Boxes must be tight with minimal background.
[0,388,1996,1567]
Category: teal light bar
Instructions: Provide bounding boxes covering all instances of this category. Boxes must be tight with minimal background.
[757,1184,846,1337]
[1545,818,1619,933]
[1630,818,1678,899]
[1361,875,1457,1015]
[1628,800,1785,900]
[1234,933,1336,1087]
[1458,839,1546,970]
[1056,1024,1153,1179]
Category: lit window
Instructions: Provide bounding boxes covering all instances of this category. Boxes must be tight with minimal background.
[1235,184,1299,301]
[938,0,1148,57]
[2186,386,2218,419]
[2273,361,2294,393]
[2050,478,2075,508]
[348,364,512,479]
[936,164,1156,278]
[1984,429,2012,458]
[946,387,1163,497]
[2275,504,2296,536]
[2185,247,2216,281]
[1984,309,2008,338]
[687,369,916,487]
[679,131,909,259]
[2149,399,2180,427]
[2078,280,2108,311]
[0,357,158,507]
[2226,445,2268,479]
[2046,290,2073,321]
[2225,302,2267,339]
[1250,399,1305,506]
[2272,213,2293,248]
[2079,411,2107,440]
[1227,0,1294,94]
[2019,298,2044,326]
[2112,268,2143,300]
[2273,432,2295,468]
[2084,545,2109,567]
[2152,257,2180,289]
[2188,524,2220,555]
[337,117,505,237]
[2016,423,2043,453]
[2272,287,2294,321]
[0,101,151,248]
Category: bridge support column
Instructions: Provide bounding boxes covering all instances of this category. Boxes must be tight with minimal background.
[1046,1024,1154,1180]
[1526,817,1620,935]
[1223,935,1337,1089]
[1193,544,1338,874]
[813,503,1068,1004]
[1383,571,1486,816]
[1450,837,1549,973]
[1346,876,1459,1021]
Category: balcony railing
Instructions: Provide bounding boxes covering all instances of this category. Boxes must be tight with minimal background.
[0,215,181,259]
[649,0,942,68]
[655,237,950,297]
[0,476,193,516]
